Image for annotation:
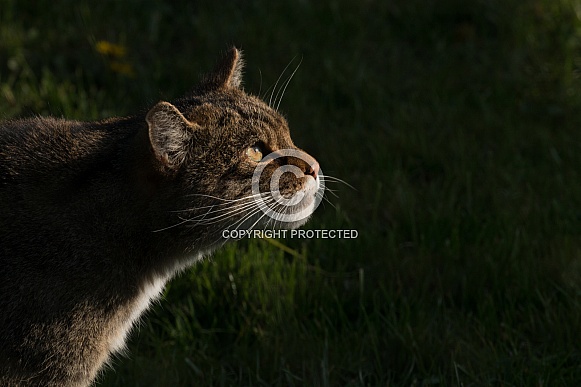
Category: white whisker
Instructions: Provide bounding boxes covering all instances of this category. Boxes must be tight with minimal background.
[151,218,190,233]
[186,201,260,227]
[187,196,262,217]
[320,175,356,190]
[213,202,268,247]
[184,192,268,203]
[245,204,277,234]
[268,56,297,108]
[155,192,275,232]
[275,57,302,111]
[258,68,263,98]
[323,188,338,199]
[320,194,338,211]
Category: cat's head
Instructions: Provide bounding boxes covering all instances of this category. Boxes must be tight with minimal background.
[145,48,323,245]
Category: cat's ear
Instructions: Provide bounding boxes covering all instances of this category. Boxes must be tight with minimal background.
[203,47,244,90]
[146,101,197,170]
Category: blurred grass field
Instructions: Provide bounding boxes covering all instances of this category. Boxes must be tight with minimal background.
[3,0,581,385]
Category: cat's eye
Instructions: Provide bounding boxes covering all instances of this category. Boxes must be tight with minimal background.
[246,145,263,162]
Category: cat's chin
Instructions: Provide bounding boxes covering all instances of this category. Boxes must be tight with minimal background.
[276,214,312,230]
[277,177,321,229]
[277,196,317,230]
[217,177,322,241]
[261,186,320,230]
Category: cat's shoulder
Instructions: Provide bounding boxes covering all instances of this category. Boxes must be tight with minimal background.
[0,114,140,184]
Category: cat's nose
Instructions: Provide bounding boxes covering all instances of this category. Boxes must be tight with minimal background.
[306,161,320,179]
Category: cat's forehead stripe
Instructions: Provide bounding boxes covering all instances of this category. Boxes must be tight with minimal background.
[236,103,292,149]
[199,94,289,136]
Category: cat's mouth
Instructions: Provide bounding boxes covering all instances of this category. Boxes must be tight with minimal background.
[282,175,321,227]
[278,174,318,199]
[251,170,323,230]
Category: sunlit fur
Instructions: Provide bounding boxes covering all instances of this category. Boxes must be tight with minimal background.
[0,48,321,387]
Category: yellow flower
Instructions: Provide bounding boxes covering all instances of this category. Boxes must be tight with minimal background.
[109,61,135,77]
[95,40,127,58]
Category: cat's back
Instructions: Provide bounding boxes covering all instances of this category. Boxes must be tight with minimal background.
[0,115,144,264]
[0,117,114,184]
[0,115,143,207]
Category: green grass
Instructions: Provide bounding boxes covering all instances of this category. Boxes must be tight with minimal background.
[3,0,581,385]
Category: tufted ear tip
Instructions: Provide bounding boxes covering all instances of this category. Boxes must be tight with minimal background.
[202,47,244,90]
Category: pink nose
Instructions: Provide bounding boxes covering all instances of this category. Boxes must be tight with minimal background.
[307,161,320,179]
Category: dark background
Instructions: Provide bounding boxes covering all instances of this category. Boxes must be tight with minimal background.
[2,0,581,385]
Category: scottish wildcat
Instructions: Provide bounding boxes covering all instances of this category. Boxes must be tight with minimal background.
[0,48,321,386]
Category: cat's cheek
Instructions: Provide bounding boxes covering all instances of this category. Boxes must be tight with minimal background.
[288,181,319,221]
[298,177,319,204]
[305,176,318,192]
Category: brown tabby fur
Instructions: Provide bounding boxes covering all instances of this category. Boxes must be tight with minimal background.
[0,48,319,386]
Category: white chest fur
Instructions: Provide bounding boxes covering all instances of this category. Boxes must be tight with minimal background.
[108,275,167,354]
[106,252,207,355]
